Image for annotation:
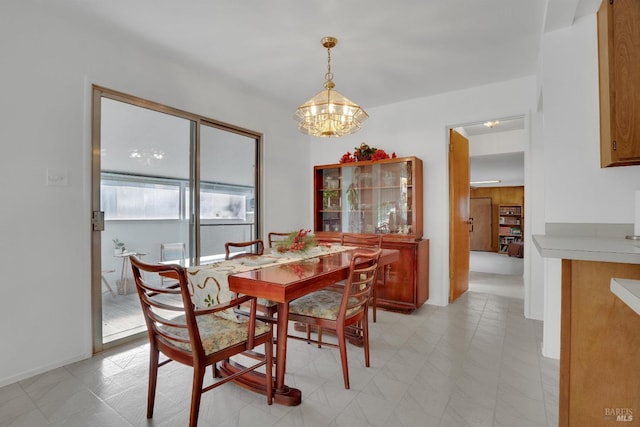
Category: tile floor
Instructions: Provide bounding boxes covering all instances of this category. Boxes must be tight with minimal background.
[470,251,524,276]
[0,284,559,427]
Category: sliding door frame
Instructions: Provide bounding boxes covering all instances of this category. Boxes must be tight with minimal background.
[91,85,262,353]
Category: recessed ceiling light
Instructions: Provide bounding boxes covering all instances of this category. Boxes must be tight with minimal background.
[483,120,500,128]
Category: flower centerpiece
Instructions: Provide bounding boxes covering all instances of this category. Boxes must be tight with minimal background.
[274,229,318,254]
[339,142,397,163]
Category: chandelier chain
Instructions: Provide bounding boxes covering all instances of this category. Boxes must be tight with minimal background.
[325,45,333,85]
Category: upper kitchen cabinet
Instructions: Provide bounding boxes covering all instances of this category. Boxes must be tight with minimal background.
[598,0,640,167]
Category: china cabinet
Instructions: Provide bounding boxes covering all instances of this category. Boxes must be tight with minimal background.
[313,156,429,312]
[314,156,422,238]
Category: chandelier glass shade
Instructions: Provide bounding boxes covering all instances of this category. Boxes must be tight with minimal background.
[294,37,368,137]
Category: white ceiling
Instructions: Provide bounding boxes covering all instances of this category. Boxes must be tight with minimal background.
[465,117,526,187]
[54,0,600,188]
[470,152,525,188]
[464,117,525,137]
[53,0,599,112]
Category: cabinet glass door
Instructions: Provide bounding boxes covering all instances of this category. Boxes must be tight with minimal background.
[314,157,420,237]
[341,163,375,233]
[376,161,412,234]
[319,167,341,232]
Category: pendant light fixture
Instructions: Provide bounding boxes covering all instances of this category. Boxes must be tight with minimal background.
[294,36,368,137]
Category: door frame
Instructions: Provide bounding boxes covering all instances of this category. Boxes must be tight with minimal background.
[447,114,530,311]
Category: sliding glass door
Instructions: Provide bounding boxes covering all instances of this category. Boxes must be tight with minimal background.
[92,86,261,351]
[199,123,258,259]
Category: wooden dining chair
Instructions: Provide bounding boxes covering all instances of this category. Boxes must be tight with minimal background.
[267,232,290,248]
[287,249,382,389]
[340,233,384,322]
[129,256,273,427]
[224,239,265,260]
[225,239,277,319]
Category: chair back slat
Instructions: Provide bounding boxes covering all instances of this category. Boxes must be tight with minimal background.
[340,233,382,248]
[267,232,290,248]
[339,234,386,323]
[130,257,203,354]
[339,249,382,320]
[225,240,265,260]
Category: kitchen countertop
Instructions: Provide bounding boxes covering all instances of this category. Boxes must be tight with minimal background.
[611,277,640,316]
[533,234,640,264]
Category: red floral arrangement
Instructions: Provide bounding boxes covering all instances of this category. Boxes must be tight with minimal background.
[340,143,396,163]
[280,263,312,279]
[275,229,318,253]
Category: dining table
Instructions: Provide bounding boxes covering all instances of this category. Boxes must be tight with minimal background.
[156,243,398,405]
[220,245,400,406]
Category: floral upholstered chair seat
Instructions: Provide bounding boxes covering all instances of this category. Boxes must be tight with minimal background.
[159,312,271,354]
[289,290,359,320]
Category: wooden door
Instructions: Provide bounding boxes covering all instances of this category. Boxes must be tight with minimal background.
[470,197,492,251]
[449,129,470,302]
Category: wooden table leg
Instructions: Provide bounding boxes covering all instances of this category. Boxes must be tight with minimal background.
[219,301,302,406]
[271,302,301,405]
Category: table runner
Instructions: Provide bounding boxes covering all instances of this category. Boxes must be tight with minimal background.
[186,244,353,321]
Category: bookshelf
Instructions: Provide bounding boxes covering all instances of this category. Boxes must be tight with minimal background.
[498,205,522,254]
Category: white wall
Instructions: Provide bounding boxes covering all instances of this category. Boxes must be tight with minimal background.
[537,13,640,359]
[0,1,309,387]
[309,77,538,308]
[528,109,546,322]
[543,15,640,225]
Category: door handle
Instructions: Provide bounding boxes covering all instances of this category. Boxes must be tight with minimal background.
[468,217,474,232]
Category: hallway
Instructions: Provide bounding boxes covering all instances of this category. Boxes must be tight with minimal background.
[469,251,524,299]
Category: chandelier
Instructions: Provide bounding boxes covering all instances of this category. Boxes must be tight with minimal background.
[294,36,368,137]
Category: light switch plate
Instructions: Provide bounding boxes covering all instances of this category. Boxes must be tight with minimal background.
[46,168,69,186]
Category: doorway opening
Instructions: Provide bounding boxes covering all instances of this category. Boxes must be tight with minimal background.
[450,116,525,300]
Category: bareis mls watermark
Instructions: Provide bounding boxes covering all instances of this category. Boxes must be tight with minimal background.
[604,407,633,422]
